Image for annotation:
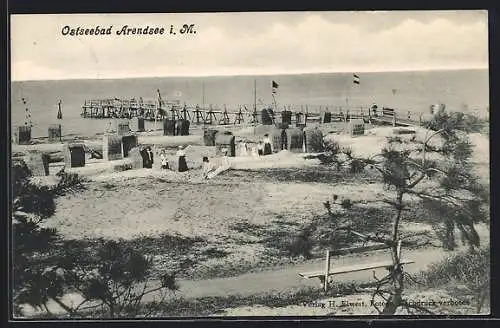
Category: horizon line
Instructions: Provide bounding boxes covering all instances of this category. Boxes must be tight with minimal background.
[11,66,488,82]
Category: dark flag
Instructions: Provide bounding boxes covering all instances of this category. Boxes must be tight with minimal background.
[272,80,279,94]
[353,73,360,85]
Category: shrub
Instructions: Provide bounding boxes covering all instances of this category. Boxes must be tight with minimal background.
[341,146,353,158]
[286,230,313,259]
[12,162,87,317]
[423,247,490,313]
[349,158,366,174]
[59,239,179,318]
[319,140,342,166]
[340,198,353,210]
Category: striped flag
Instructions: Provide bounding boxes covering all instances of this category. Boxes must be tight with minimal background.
[353,73,360,85]
[272,80,279,94]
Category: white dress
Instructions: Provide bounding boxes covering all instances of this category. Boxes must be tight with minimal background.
[202,162,214,178]
[160,154,168,167]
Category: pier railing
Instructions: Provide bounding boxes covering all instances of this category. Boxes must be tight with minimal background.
[81,98,428,127]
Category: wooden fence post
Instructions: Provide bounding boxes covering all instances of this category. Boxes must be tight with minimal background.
[324,249,330,292]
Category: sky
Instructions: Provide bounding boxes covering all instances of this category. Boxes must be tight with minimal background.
[10,11,489,81]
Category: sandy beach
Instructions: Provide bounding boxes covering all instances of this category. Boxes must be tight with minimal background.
[15,123,490,318]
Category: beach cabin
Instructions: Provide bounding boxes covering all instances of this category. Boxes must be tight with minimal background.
[122,134,138,158]
[24,150,50,176]
[203,129,218,146]
[102,135,123,161]
[130,117,145,132]
[48,124,62,142]
[63,143,86,168]
[271,128,287,152]
[287,128,304,153]
[347,119,365,136]
[15,126,32,145]
[261,108,274,125]
[128,147,144,169]
[163,119,176,136]
[296,113,306,128]
[180,119,190,136]
[115,119,131,136]
[281,110,292,126]
[322,112,332,124]
[215,132,236,157]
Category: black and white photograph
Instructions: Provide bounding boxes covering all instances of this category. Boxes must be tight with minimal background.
[9,11,490,319]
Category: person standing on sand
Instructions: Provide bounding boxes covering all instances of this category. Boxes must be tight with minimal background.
[263,134,272,155]
[257,141,264,156]
[160,149,169,170]
[146,146,154,169]
[251,144,258,157]
[140,146,152,169]
[140,146,147,168]
[176,145,188,172]
[221,149,231,168]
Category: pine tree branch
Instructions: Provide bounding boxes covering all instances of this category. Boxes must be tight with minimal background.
[406,172,426,189]
[51,296,75,314]
[408,190,477,220]
[344,229,395,246]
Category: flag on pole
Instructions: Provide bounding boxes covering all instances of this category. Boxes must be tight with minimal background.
[353,73,360,85]
[272,80,279,94]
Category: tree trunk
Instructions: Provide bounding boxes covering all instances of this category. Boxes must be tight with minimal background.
[382,189,405,315]
[381,267,404,315]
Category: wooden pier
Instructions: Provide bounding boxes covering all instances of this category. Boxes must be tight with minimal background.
[81,98,425,127]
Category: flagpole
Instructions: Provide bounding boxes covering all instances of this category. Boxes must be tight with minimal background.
[156,89,163,134]
[155,90,158,133]
[254,79,257,130]
[254,79,257,112]
[346,74,350,122]
[350,73,361,122]
[271,80,279,126]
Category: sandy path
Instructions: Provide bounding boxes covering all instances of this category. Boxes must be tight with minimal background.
[22,233,488,318]
[150,231,488,300]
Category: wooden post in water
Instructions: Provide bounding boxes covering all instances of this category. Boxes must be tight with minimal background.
[208,104,213,125]
[57,100,63,120]
[324,250,331,293]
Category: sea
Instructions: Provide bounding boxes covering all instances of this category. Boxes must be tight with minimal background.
[11,69,489,138]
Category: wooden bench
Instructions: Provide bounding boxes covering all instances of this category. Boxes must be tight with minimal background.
[298,240,415,292]
[299,259,415,280]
